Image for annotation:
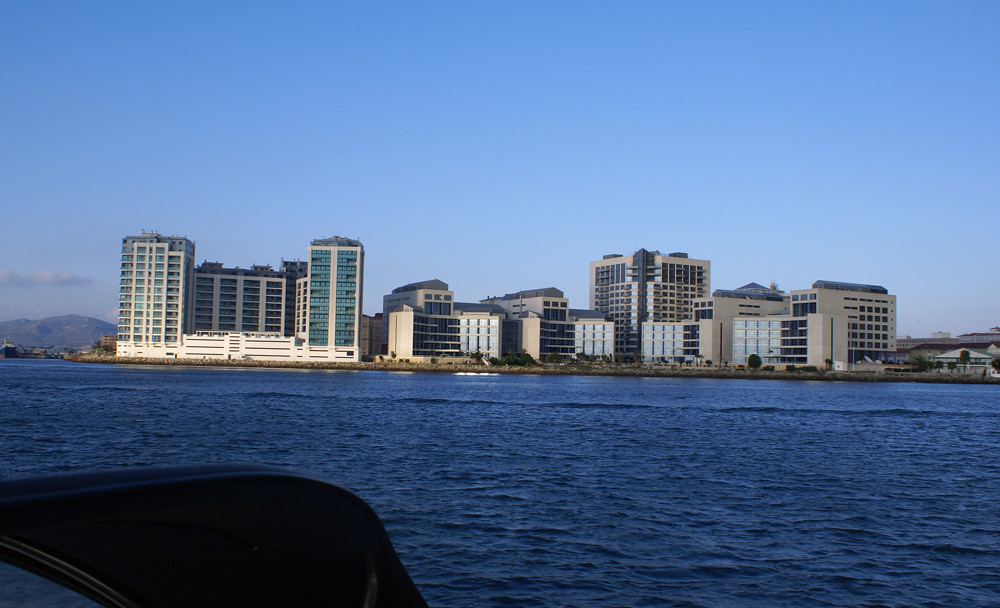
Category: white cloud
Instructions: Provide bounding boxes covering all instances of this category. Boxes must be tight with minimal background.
[0,269,91,287]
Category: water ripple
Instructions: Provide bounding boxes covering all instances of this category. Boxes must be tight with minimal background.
[2,360,1000,606]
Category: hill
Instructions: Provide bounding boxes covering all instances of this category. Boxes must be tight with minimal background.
[0,315,116,350]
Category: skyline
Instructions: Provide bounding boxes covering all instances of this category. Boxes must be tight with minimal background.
[2,2,997,335]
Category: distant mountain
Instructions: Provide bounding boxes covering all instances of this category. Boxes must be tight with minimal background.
[0,315,116,350]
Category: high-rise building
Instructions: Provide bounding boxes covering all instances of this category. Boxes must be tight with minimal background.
[589,249,710,356]
[116,232,195,356]
[280,260,309,336]
[193,263,289,334]
[298,237,364,360]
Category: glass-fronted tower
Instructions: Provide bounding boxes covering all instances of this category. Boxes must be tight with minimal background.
[298,237,364,361]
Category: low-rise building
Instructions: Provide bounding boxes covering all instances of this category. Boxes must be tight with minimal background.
[455,303,504,359]
[896,332,957,350]
[382,280,452,352]
[693,282,788,365]
[571,309,615,359]
[640,322,700,363]
[956,327,1000,344]
[386,284,613,362]
[483,288,573,360]
[932,346,999,373]
[730,280,897,369]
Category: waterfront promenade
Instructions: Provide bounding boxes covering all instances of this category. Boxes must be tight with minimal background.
[67,354,999,385]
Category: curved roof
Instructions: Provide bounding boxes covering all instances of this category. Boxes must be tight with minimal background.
[391,279,449,294]
[812,280,888,294]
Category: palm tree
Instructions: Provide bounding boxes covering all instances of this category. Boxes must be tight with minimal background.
[958,350,971,373]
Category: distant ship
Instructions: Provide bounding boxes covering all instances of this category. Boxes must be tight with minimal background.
[0,338,18,358]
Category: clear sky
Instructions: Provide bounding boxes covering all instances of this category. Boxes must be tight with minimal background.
[1,2,997,336]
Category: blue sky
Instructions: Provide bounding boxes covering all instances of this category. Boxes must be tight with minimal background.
[1,2,997,336]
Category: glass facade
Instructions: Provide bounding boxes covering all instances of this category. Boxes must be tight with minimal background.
[640,323,699,362]
[333,250,358,347]
[732,319,784,363]
[308,250,331,346]
[573,322,614,357]
[458,318,500,357]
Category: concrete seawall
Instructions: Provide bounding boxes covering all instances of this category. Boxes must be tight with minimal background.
[65,354,999,385]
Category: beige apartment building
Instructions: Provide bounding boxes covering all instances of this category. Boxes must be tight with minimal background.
[481,288,614,360]
[386,284,613,362]
[590,249,709,356]
[730,280,896,368]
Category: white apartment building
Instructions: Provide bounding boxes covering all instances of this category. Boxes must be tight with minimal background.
[116,232,195,356]
[590,249,709,357]
[117,232,364,362]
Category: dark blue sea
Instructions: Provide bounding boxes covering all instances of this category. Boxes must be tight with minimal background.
[2,359,999,606]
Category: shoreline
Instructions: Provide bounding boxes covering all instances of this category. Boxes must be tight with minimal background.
[64,354,999,385]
